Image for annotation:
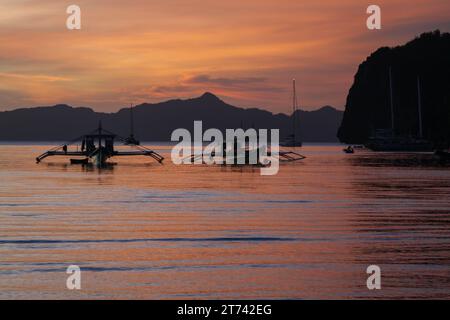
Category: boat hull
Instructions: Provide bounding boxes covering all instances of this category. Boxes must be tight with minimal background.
[365,142,434,152]
[70,158,89,165]
[365,137,434,152]
[434,150,450,161]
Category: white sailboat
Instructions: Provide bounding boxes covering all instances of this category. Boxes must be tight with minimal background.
[281,79,302,147]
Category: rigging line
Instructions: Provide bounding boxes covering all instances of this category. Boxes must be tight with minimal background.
[101,128,156,153]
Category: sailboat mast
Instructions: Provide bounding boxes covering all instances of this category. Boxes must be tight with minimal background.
[293,79,297,142]
[98,121,102,147]
[130,103,134,137]
[417,76,423,139]
[389,67,395,133]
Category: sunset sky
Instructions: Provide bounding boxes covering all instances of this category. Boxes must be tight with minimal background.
[0,0,449,113]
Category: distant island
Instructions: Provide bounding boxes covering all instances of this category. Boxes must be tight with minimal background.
[338,30,450,145]
[0,92,343,142]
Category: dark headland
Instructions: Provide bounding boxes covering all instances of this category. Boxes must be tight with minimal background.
[338,30,450,145]
[0,92,342,142]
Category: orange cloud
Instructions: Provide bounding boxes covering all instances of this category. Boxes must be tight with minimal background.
[0,0,449,112]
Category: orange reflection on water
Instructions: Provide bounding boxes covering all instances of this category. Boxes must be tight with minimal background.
[0,144,450,299]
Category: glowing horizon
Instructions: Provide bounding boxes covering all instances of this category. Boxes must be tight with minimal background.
[0,0,449,113]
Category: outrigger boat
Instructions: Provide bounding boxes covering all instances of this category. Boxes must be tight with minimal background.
[186,141,305,165]
[36,122,164,166]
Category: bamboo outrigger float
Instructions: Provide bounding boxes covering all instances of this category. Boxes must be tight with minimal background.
[36,122,164,166]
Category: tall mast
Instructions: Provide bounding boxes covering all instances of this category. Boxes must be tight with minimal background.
[389,67,395,133]
[98,120,102,147]
[417,76,423,139]
[130,103,134,137]
[293,79,297,142]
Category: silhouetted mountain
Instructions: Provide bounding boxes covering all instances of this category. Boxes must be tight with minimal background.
[338,30,450,144]
[0,93,342,142]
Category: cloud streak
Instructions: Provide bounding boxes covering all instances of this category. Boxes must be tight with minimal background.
[0,0,449,112]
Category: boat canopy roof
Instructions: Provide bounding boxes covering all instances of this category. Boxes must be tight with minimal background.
[83,133,116,139]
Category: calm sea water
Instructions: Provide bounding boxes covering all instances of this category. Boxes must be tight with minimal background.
[1,144,450,299]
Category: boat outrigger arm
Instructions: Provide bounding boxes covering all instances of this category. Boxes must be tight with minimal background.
[36,122,164,165]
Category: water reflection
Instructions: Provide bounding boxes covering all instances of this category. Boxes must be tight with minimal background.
[347,152,450,168]
[0,145,449,299]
